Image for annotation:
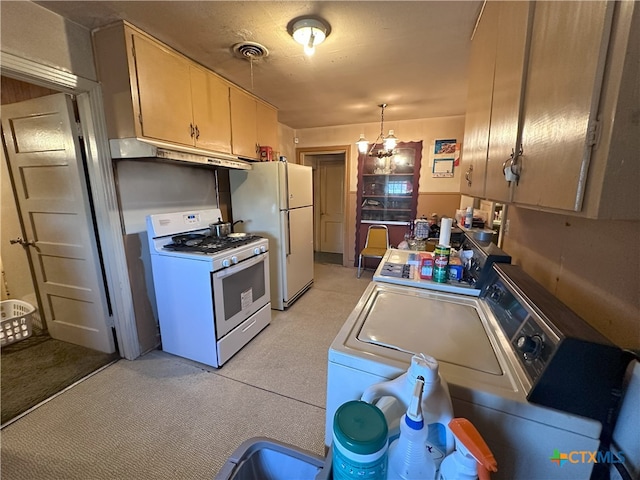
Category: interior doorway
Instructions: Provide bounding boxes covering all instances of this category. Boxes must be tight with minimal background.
[1,76,120,426]
[298,147,348,266]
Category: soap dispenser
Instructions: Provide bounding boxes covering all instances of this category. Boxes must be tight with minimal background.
[438,418,498,480]
[387,376,436,480]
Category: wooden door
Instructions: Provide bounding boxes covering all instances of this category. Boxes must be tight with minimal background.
[460,1,499,198]
[229,87,257,158]
[515,1,613,211]
[319,161,344,253]
[190,66,232,153]
[485,1,532,203]
[132,32,194,146]
[1,93,115,353]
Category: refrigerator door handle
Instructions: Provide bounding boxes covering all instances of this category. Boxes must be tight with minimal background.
[286,210,292,256]
[284,163,291,210]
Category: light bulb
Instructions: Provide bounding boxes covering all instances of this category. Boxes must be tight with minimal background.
[384,130,397,151]
[356,134,369,153]
[292,23,327,56]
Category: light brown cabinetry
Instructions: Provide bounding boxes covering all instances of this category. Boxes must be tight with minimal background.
[230,86,278,159]
[460,1,531,202]
[93,21,279,158]
[514,1,613,212]
[462,1,638,219]
[189,66,232,153]
[460,1,499,199]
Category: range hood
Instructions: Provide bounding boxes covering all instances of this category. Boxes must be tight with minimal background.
[109,138,252,170]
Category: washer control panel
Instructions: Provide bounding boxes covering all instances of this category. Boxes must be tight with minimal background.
[483,277,558,387]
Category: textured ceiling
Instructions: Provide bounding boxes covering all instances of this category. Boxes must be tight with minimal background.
[34,1,483,129]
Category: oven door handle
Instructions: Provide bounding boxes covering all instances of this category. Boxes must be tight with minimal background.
[214,253,266,279]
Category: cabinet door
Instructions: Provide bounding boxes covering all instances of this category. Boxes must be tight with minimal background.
[256,101,278,152]
[460,1,499,198]
[190,66,232,153]
[229,87,258,158]
[485,1,532,202]
[515,1,613,211]
[132,33,194,146]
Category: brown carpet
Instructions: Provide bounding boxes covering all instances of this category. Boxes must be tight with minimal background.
[1,331,120,425]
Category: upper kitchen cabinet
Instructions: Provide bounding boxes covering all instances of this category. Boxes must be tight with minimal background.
[485,1,532,203]
[514,1,614,212]
[92,22,232,154]
[463,1,638,219]
[460,1,499,199]
[460,1,532,202]
[230,86,278,159]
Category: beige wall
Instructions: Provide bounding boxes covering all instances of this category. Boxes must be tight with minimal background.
[277,123,296,163]
[296,115,465,193]
[503,207,639,350]
[0,1,97,82]
[295,116,466,264]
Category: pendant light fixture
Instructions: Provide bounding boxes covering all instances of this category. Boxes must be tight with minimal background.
[289,17,331,56]
[357,104,400,158]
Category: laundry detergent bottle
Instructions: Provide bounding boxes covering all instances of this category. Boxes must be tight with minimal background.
[388,376,436,479]
[438,418,498,480]
[360,353,455,469]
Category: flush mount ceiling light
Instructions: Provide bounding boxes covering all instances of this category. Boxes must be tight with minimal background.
[356,104,399,158]
[288,17,331,56]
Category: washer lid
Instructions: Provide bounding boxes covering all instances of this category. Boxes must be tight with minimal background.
[356,289,502,375]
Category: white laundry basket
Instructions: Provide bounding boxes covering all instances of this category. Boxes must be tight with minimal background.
[0,300,36,347]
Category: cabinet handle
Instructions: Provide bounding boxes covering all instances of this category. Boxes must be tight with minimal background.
[503,147,523,186]
[465,164,473,187]
[189,123,195,138]
[195,125,200,140]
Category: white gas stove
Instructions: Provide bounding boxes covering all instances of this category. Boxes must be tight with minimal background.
[146,208,271,368]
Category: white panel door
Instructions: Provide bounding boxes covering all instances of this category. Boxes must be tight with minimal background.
[283,206,314,303]
[1,93,115,353]
[319,161,344,253]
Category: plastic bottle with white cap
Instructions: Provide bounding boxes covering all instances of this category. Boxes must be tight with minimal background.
[387,376,436,479]
[464,207,473,229]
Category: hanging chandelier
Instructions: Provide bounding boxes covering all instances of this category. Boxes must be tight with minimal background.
[356,104,399,158]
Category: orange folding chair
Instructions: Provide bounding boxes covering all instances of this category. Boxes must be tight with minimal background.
[357,225,389,278]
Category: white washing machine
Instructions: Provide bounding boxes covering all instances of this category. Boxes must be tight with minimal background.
[326,264,631,480]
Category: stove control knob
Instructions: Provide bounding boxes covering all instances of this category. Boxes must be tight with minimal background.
[222,258,231,268]
[517,334,543,361]
[254,247,261,255]
[231,256,239,265]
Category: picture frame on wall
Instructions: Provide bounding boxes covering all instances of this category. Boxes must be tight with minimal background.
[432,157,455,177]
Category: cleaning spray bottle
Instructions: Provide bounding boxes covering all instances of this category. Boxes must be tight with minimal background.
[360,354,454,469]
[387,376,436,479]
[438,418,498,480]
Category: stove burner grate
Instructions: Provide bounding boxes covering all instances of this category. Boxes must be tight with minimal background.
[163,235,262,255]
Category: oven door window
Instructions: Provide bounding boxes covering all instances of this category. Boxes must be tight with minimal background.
[212,255,269,338]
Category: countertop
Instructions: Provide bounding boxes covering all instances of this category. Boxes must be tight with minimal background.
[372,248,480,296]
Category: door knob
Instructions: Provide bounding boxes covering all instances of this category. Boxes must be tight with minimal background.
[9,237,35,247]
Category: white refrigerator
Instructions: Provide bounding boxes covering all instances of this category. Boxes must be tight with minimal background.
[230,162,314,310]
